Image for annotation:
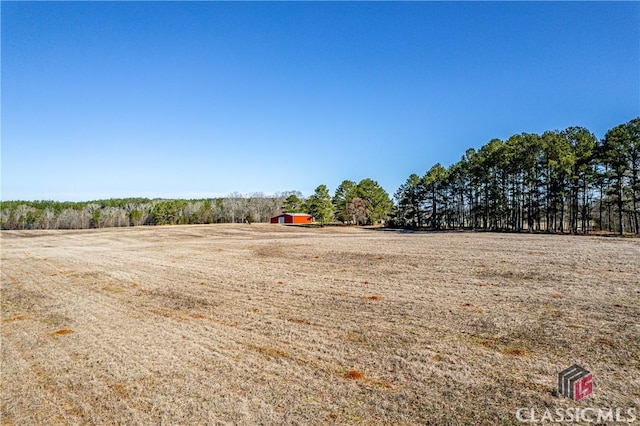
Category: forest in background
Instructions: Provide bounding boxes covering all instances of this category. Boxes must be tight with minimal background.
[1,117,638,234]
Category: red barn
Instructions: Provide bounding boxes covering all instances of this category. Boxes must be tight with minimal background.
[270,213,313,224]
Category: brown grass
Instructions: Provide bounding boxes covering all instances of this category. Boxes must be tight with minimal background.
[49,329,73,336]
[251,344,289,359]
[2,315,30,322]
[1,224,639,425]
[344,370,363,380]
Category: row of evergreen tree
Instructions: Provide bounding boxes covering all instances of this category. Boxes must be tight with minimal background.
[393,118,639,234]
[1,118,637,234]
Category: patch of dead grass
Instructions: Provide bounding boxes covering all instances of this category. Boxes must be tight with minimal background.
[372,379,393,389]
[2,315,30,322]
[250,344,289,359]
[503,348,526,356]
[49,328,73,336]
[344,370,363,380]
[594,337,615,348]
[101,284,126,293]
[287,317,311,325]
[344,332,367,343]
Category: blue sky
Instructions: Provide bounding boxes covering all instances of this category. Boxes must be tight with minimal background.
[2,2,639,201]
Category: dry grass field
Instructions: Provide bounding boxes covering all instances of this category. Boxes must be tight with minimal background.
[1,224,639,425]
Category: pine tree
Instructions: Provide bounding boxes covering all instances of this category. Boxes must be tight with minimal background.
[332,180,357,224]
[307,185,334,226]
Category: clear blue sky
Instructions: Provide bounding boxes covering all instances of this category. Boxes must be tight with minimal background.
[2,1,639,201]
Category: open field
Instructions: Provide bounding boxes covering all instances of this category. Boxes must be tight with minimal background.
[2,224,639,425]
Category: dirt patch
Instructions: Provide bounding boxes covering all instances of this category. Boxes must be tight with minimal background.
[49,328,73,336]
[344,370,363,380]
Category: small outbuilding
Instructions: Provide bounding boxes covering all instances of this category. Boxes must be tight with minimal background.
[270,213,313,224]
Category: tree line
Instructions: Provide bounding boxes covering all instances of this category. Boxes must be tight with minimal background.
[0,178,394,230]
[0,194,287,230]
[393,118,639,235]
[2,118,637,234]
